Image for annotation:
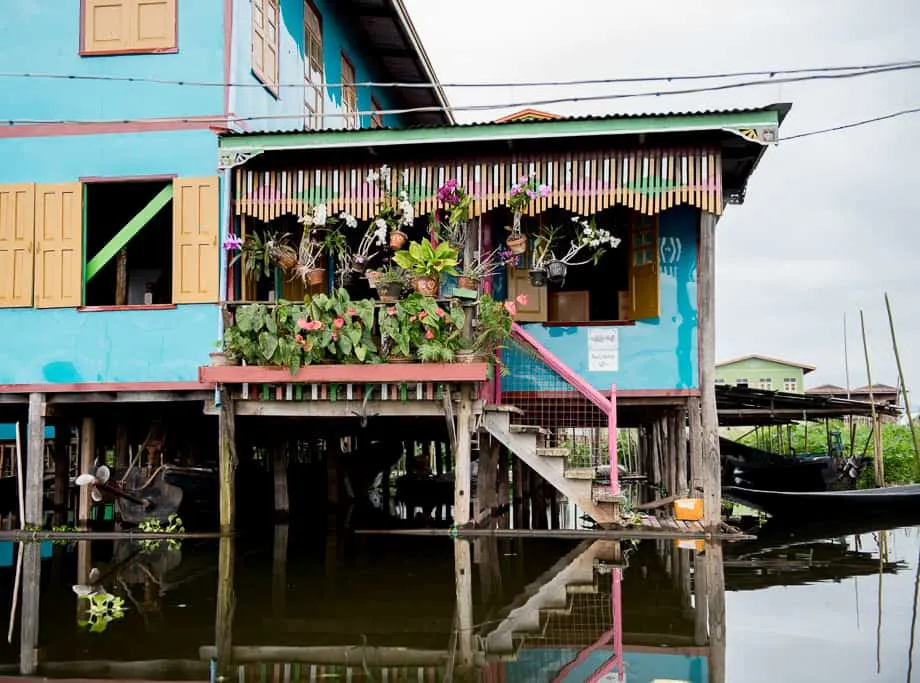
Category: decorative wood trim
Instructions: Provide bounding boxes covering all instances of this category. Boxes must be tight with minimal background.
[76,304,177,312]
[233,148,723,220]
[199,363,488,384]
[0,381,210,394]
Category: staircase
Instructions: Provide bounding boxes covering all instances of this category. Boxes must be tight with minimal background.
[482,409,623,525]
[483,540,620,656]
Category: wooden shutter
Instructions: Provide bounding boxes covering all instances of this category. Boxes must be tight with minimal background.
[34,184,83,309]
[83,0,131,53]
[130,0,177,51]
[627,214,660,320]
[0,184,36,308]
[173,177,220,304]
[506,268,548,323]
[252,0,279,90]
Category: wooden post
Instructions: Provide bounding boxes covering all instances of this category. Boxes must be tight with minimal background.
[497,448,510,528]
[532,471,547,529]
[453,384,474,526]
[272,441,289,520]
[78,417,95,528]
[698,211,722,528]
[453,539,475,672]
[218,386,238,532]
[675,409,688,497]
[884,292,920,473]
[114,423,129,471]
[115,248,128,306]
[512,456,523,528]
[25,394,45,529]
[859,311,885,487]
[704,540,726,683]
[272,524,288,618]
[215,534,236,678]
[19,543,41,675]
[520,461,532,529]
[479,436,499,525]
[52,423,70,523]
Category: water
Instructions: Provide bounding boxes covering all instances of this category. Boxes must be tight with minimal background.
[0,522,919,682]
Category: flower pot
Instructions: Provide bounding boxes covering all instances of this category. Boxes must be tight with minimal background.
[275,251,298,272]
[455,350,485,364]
[306,268,327,287]
[506,234,527,255]
[529,269,548,287]
[389,230,408,250]
[387,354,413,364]
[546,260,567,283]
[351,257,368,273]
[341,270,357,287]
[377,281,403,302]
[457,276,480,291]
[411,275,440,297]
[209,351,234,367]
[366,270,381,288]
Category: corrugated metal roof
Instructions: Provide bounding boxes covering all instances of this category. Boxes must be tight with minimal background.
[223,103,791,137]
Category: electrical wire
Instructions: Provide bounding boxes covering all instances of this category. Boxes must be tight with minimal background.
[0,58,917,89]
[779,106,920,140]
[4,65,920,128]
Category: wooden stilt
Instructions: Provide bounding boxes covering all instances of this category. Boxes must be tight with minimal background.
[453,384,474,526]
[52,423,70,523]
[19,543,40,675]
[453,539,475,672]
[520,461,532,529]
[479,436,499,525]
[114,423,129,471]
[78,417,95,529]
[272,441,289,520]
[497,448,510,528]
[532,471,547,529]
[688,398,703,496]
[512,456,523,528]
[705,540,726,683]
[272,524,288,618]
[218,386,238,533]
[215,534,236,678]
[699,211,722,528]
[675,409,688,497]
[25,394,45,529]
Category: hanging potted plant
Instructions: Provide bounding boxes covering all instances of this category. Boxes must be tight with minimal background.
[392,239,459,297]
[349,219,387,274]
[374,265,408,302]
[552,215,622,279]
[457,246,515,291]
[229,229,298,281]
[435,179,474,251]
[528,224,559,287]
[366,165,415,250]
[505,172,551,254]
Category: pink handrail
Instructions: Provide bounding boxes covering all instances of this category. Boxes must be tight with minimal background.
[509,323,619,497]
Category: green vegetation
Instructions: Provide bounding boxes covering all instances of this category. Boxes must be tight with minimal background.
[736,420,920,487]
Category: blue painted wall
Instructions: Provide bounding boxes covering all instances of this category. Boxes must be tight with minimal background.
[502,647,707,683]
[0,1,225,122]
[503,206,700,392]
[0,306,218,385]
[231,0,402,131]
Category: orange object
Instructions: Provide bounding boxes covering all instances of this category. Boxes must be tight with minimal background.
[673,497,704,521]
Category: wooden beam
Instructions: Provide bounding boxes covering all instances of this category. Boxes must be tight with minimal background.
[199,363,488,384]
[454,539,475,671]
[84,184,173,282]
[25,394,45,528]
[19,543,41,675]
[215,535,235,678]
[115,248,128,306]
[698,211,721,528]
[203,398,482,418]
[52,422,70,519]
[688,398,703,496]
[454,385,473,526]
[78,417,94,528]
[198,645,452,667]
[218,387,237,532]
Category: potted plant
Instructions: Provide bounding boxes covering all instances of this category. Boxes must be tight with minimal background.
[435,180,474,251]
[528,224,560,287]
[209,339,239,366]
[348,219,386,275]
[548,215,622,284]
[470,293,527,374]
[367,165,415,250]
[403,294,465,363]
[374,265,408,302]
[378,301,414,362]
[229,229,298,281]
[392,239,459,297]
[505,172,551,254]
[457,246,515,291]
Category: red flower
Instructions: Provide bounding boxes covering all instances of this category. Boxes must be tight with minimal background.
[425,330,435,340]
[515,293,528,306]
[418,311,427,320]
[295,334,304,343]
[334,317,345,329]
[387,307,397,316]
[409,315,417,322]
[435,307,446,318]
[347,308,357,316]
[297,317,309,330]
[503,301,517,316]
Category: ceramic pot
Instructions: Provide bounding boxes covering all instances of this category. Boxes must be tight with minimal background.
[506,234,527,255]
[411,275,440,297]
[389,230,408,250]
[377,281,403,302]
[306,268,327,287]
[457,276,480,291]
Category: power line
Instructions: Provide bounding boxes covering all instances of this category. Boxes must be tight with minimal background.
[5,65,920,127]
[778,106,920,141]
[0,59,917,90]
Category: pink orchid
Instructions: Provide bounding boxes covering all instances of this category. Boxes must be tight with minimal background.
[346,308,357,317]
[333,317,345,329]
[503,301,517,316]
[297,318,309,330]
[387,307,397,316]
[538,184,551,197]
[515,293,528,306]
[425,330,434,340]
[295,334,303,343]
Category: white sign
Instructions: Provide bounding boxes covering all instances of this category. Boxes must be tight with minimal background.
[587,328,619,372]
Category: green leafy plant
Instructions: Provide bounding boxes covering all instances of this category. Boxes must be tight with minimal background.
[295,289,379,363]
[229,229,296,281]
[392,239,460,278]
[138,514,185,552]
[77,591,126,633]
[374,265,409,285]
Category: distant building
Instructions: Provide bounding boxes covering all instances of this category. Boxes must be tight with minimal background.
[715,354,816,393]
[807,383,901,422]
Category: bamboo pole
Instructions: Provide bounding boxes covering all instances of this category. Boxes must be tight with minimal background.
[884,292,920,474]
[859,310,884,487]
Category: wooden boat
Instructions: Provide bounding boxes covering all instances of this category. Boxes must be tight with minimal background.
[720,437,839,491]
[724,483,920,521]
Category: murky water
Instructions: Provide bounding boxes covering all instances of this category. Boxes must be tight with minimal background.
[0,521,918,682]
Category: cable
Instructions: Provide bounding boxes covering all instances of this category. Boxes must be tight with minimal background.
[778,106,920,141]
[4,65,920,127]
[0,58,917,90]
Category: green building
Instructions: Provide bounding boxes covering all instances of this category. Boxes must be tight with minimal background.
[714,354,815,394]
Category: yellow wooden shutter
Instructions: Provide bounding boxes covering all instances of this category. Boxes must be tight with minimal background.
[627,214,660,320]
[251,0,266,76]
[506,268,548,323]
[83,0,131,53]
[263,0,279,87]
[173,177,220,304]
[34,184,83,309]
[130,0,177,51]
[0,184,36,308]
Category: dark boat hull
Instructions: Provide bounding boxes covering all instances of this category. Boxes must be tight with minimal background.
[725,484,920,521]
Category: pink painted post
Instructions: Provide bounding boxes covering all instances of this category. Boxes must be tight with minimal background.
[609,384,618,497]
[613,567,624,681]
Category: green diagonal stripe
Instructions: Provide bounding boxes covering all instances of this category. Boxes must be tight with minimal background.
[84,184,173,282]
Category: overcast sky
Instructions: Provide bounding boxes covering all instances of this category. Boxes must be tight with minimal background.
[404,0,920,396]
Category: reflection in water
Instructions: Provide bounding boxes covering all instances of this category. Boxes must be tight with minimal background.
[6,523,920,682]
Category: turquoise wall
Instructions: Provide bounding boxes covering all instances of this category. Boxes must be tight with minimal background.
[503,205,699,392]
[0,306,218,385]
[502,647,707,683]
[231,0,402,131]
[0,2,224,122]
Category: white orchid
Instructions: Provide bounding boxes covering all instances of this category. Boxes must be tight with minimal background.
[313,203,328,227]
[366,170,379,184]
[398,199,415,227]
[339,211,358,229]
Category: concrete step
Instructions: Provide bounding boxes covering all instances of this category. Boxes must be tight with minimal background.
[536,447,569,457]
[565,467,596,480]
[510,424,548,435]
